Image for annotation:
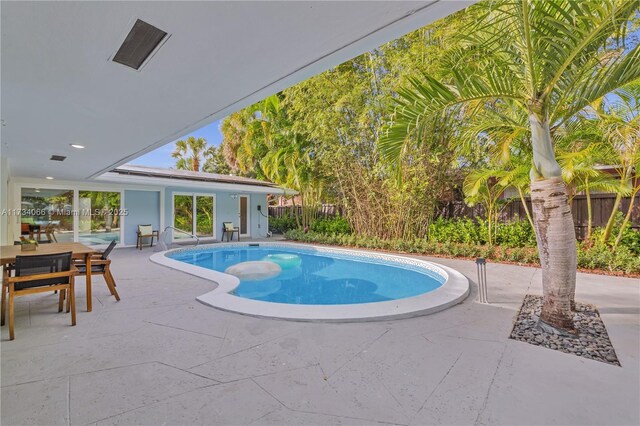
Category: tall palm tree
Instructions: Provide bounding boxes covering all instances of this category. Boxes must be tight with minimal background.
[380,0,640,332]
[171,136,213,172]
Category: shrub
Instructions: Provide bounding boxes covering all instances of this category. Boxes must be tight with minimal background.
[269,216,298,234]
[310,216,351,234]
[494,220,537,248]
[429,217,486,245]
[428,217,536,248]
[284,229,638,275]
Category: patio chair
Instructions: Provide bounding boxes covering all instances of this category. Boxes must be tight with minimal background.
[73,239,120,302]
[1,252,78,340]
[136,224,159,250]
[222,222,240,242]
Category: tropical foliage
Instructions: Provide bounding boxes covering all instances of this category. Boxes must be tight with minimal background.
[209,0,639,328]
[378,0,640,331]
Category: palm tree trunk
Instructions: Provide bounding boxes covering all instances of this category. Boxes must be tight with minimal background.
[529,109,576,332]
[613,187,639,251]
[601,179,626,243]
[602,167,632,243]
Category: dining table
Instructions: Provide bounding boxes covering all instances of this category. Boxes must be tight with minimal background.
[0,242,100,312]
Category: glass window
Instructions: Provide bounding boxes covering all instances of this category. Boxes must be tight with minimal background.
[78,191,121,245]
[173,195,193,240]
[20,188,74,243]
[195,196,214,237]
[173,194,214,240]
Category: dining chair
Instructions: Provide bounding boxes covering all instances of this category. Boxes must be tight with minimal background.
[1,252,78,340]
[73,240,120,302]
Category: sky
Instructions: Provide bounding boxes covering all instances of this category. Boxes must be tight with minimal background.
[131,119,223,168]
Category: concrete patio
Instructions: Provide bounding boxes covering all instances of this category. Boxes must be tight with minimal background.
[1,245,638,426]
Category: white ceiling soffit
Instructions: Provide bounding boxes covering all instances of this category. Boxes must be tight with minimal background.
[96,172,295,195]
[1,1,473,181]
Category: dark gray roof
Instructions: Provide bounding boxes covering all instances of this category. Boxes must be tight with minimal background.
[113,165,279,188]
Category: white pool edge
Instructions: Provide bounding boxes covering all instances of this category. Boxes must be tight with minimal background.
[150,242,470,322]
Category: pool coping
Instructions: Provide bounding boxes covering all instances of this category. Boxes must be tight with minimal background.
[149,242,470,322]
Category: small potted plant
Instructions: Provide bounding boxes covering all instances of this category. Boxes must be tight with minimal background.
[20,238,39,251]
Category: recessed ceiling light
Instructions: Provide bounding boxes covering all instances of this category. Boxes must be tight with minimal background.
[45,176,54,180]
[70,144,85,149]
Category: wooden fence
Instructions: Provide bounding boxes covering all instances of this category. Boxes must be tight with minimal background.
[268,204,342,219]
[270,194,639,240]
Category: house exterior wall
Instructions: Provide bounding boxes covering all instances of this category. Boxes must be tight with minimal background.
[123,190,161,246]
[5,177,272,247]
[0,157,10,245]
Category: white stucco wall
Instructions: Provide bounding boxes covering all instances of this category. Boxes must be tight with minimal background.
[0,157,11,244]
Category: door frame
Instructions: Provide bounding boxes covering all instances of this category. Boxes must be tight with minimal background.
[238,194,250,237]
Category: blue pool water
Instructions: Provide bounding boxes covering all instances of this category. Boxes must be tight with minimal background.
[169,246,445,305]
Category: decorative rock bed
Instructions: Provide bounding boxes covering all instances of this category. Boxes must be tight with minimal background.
[510,295,620,366]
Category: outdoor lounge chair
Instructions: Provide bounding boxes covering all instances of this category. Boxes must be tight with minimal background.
[73,239,120,303]
[222,222,240,242]
[136,224,159,250]
[1,252,78,340]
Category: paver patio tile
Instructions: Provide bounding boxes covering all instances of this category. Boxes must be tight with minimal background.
[94,379,280,425]
[253,365,410,425]
[408,338,507,426]
[251,407,397,425]
[1,376,69,425]
[475,340,640,426]
[70,361,216,425]
[1,322,224,387]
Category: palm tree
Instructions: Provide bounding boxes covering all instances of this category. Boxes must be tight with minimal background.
[594,82,640,244]
[380,0,640,332]
[171,136,213,172]
[463,167,509,245]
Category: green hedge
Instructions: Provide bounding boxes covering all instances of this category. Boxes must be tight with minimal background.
[428,217,536,248]
[268,216,298,234]
[284,229,640,275]
[269,215,351,234]
[310,216,351,234]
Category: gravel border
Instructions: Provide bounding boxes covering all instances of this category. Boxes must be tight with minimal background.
[510,295,620,366]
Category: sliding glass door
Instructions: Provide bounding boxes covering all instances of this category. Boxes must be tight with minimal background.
[19,187,124,246]
[173,195,193,240]
[78,191,122,245]
[20,188,74,243]
[173,193,215,241]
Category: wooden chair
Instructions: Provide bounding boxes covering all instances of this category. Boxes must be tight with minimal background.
[221,222,240,242]
[73,240,120,303]
[1,252,78,340]
[136,224,159,250]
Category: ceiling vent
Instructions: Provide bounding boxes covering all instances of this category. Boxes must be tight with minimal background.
[112,19,168,70]
[50,155,66,162]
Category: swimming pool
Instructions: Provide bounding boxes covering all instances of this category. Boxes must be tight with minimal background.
[151,242,469,322]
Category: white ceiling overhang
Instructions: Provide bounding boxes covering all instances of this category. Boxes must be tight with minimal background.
[96,171,296,195]
[1,1,472,181]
